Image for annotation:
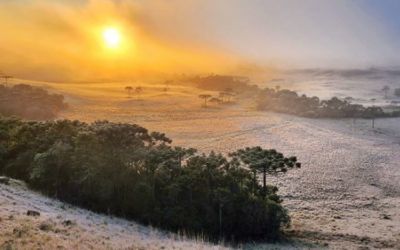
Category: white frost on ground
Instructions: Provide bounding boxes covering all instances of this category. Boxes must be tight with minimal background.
[0,179,317,250]
[0,179,229,250]
[3,79,400,249]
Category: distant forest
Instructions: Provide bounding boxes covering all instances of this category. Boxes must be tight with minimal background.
[0,118,300,242]
[188,74,259,92]
[257,88,400,119]
[188,75,400,119]
[0,84,67,120]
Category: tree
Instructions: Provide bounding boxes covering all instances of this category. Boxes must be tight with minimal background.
[163,80,172,92]
[364,106,384,129]
[135,86,143,100]
[224,88,235,103]
[231,147,300,197]
[382,85,390,99]
[125,86,133,97]
[198,94,212,107]
[218,92,225,103]
[209,97,222,105]
[395,88,400,97]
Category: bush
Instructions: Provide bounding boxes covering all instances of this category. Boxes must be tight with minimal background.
[0,118,299,242]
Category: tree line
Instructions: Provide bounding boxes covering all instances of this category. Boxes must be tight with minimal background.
[0,84,67,120]
[186,75,400,118]
[257,88,400,119]
[188,74,259,93]
[0,117,300,242]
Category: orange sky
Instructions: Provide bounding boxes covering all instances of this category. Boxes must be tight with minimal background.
[1,0,398,82]
[0,0,244,82]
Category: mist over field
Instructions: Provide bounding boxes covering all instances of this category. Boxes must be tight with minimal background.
[1,1,400,249]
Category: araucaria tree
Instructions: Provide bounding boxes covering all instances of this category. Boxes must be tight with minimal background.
[231,147,300,197]
[163,80,172,92]
[209,97,222,106]
[135,86,143,100]
[125,86,133,97]
[198,94,212,107]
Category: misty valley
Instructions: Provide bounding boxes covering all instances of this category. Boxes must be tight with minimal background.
[1,1,400,249]
[1,72,400,249]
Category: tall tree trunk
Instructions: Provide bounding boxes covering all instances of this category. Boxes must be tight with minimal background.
[263,166,266,189]
[219,202,222,237]
[263,165,267,198]
[253,170,257,194]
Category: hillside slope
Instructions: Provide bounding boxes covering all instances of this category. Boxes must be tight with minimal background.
[0,178,228,250]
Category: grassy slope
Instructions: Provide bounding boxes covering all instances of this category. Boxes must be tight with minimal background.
[3,79,400,249]
[0,178,229,250]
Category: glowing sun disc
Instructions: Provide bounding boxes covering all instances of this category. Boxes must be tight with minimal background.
[103,28,121,48]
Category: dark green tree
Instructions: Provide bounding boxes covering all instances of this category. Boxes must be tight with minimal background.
[231,147,300,197]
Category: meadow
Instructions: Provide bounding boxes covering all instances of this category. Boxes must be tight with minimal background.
[15,78,399,248]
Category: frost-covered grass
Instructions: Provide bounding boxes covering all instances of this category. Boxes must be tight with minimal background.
[0,179,231,249]
[3,79,400,249]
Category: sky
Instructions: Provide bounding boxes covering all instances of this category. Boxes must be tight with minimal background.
[0,0,400,81]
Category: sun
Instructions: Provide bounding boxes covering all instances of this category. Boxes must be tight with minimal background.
[102,27,121,48]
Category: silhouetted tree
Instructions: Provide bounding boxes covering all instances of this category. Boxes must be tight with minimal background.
[125,86,133,97]
[382,85,390,99]
[218,92,225,103]
[395,88,400,97]
[163,80,172,92]
[209,97,222,105]
[224,88,235,103]
[231,147,300,198]
[364,106,384,129]
[198,94,212,107]
[135,86,143,100]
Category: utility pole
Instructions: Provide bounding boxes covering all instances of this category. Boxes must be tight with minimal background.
[371,98,376,129]
[2,75,12,87]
